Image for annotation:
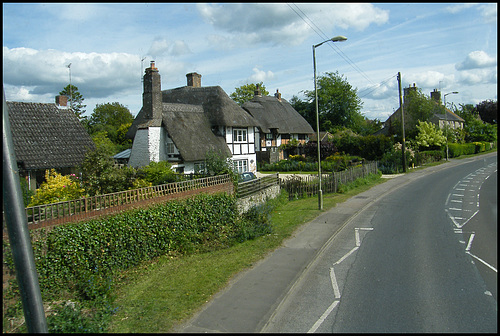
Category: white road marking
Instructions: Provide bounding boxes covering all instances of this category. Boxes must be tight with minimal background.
[465,233,475,251]
[333,246,358,266]
[310,227,374,333]
[307,300,339,333]
[466,251,497,273]
[330,268,341,299]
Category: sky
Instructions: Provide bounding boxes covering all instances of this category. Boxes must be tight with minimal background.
[2,3,497,122]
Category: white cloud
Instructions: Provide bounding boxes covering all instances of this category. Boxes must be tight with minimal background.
[455,51,497,70]
[457,68,497,85]
[445,3,477,14]
[197,3,388,47]
[248,67,275,83]
[3,47,141,100]
[478,3,497,23]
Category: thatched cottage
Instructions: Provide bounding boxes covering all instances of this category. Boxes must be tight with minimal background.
[126,62,259,174]
[242,86,314,163]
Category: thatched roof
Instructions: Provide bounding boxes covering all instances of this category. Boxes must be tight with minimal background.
[241,95,314,134]
[162,85,258,127]
[6,101,95,170]
[127,85,258,138]
[161,103,231,161]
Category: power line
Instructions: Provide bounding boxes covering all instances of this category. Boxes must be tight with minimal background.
[287,3,401,104]
[287,3,374,85]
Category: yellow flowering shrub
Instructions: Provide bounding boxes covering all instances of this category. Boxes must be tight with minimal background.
[28,169,85,206]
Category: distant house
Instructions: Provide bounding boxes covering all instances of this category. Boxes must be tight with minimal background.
[241,87,314,163]
[6,95,96,191]
[377,84,464,135]
[126,62,259,174]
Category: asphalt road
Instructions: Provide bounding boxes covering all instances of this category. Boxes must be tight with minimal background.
[175,152,497,333]
[264,153,497,333]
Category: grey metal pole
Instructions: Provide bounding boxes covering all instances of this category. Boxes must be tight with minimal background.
[397,72,406,172]
[3,88,48,333]
[313,45,323,210]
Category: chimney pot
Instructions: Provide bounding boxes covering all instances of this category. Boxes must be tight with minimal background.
[275,89,282,101]
[254,84,261,97]
[186,72,202,87]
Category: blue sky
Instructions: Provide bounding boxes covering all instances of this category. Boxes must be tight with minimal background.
[3,3,497,121]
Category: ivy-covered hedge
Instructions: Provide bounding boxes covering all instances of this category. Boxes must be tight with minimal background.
[4,193,243,301]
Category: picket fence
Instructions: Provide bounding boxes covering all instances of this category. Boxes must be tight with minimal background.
[279,161,379,200]
[19,174,233,229]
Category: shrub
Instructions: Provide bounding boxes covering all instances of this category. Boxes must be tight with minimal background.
[137,161,178,185]
[28,170,85,207]
[448,143,476,158]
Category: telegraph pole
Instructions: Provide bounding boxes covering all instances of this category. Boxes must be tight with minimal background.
[397,72,407,173]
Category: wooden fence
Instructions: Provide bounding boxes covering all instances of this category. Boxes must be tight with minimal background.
[19,174,233,229]
[236,173,280,198]
[280,161,378,200]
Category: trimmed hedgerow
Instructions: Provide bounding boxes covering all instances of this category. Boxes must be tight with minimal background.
[4,193,241,301]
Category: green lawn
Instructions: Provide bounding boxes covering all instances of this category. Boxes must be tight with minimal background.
[107,173,386,333]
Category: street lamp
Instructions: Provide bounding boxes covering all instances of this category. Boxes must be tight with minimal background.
[443,91,458,161]
[313,35,347,210]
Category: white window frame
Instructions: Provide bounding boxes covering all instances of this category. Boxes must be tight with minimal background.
[166,142,175,154]
[233,128,247,143]
[233,159,248,173]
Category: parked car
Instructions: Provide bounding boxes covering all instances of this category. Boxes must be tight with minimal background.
[238,171,257,182]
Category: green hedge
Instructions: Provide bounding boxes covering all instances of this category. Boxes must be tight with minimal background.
[4,193,241,301]
[448,143,476,158]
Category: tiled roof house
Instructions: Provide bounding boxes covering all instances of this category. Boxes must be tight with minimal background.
[377,84,464,135]
[126,62,260,174]
[241,87,314,163]
[6,95,96,190]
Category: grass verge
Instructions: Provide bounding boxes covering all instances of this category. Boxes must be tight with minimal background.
[107,172,386,333]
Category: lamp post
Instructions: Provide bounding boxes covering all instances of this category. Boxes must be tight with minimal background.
[313,35,347,210]
[443,91,458,161]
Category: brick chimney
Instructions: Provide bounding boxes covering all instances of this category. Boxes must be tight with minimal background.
[55,95,68,107]
[274,89,282,102]
[403,83,417,105]
[186,72,202,87]
[430,89,441,104]
[143,61,162,120]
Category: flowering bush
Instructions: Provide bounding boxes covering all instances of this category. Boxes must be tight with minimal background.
[28,169,85,206]
[379,142,416,174]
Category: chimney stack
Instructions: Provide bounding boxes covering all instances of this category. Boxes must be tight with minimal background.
[143,60,162,120]
[55,95,68,107]
[274,89,282,101]
[254,84,262,97]
[430,88,441,104]
[186,72,202,87]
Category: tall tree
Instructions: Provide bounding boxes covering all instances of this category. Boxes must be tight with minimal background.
[60,84,86,120]
[290,95,315,130]
[476,100,497,124]
[87,102,134,150]
[230,82,269,105]
[303,71,364,133]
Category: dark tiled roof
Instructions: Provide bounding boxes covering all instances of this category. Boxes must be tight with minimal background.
[242,95,314,134]
[6,102,96,170]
